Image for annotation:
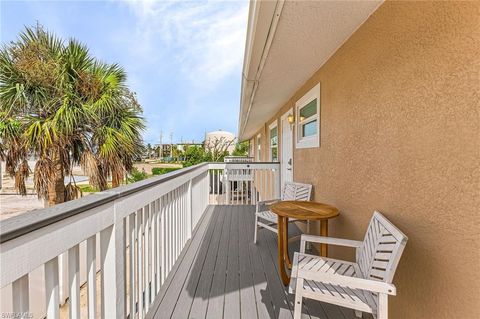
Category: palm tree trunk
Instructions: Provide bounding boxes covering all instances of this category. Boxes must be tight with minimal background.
[47,148,65,206]
[111,173,120,188]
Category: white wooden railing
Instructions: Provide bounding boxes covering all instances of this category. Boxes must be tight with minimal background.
[0,162,279,319]
[223,156,254,163]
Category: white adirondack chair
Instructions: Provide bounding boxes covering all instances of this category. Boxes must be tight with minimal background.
[254,182,312,243]
[290,211,408,319]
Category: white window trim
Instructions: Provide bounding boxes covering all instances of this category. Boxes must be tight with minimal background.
[256,133,262,161]
[249,138,255,157]
[269,120,278,162]
[295,83,320,149]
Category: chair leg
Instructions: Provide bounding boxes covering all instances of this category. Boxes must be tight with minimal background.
[354,310,362,318]
[378,293,388,319]
[254,215,258,244]
[293,278,304,319]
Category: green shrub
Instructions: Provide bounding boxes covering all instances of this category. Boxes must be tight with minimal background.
[127,168,148,183]
[78,183,112,193]
[79,184,99,193]
[151,167,181,175]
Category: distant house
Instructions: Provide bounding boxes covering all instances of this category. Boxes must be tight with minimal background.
[153,142,202,160]
[175,142,202,153]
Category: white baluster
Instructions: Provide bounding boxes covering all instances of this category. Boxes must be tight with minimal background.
[156,198,162,291]
[129,213,136,319]
[86,235,97,318]
[207,169,211,205]
[145,204,151,310]
[172,190,177,262]
[187,182,191,240]
[100,220,126,318]
[45,257,59,319]
[136,209,144,318]
[58,252,68,306]
[68,245,80,319]
[168,192,172,273]
[12,274,29,315]
[150,200,156,301]
[160,196,166,285]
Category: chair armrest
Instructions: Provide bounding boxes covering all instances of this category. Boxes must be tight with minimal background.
[301,234,363,249]
[296,264,396,295]
[256,198,281,212]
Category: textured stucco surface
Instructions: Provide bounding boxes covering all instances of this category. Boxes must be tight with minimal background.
[242,0,382,139]
[252,1,480,318]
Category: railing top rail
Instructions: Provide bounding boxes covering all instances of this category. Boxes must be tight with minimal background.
[0,162,209,244]
[212,161,280,165]
[0,161,280,244]
[224,156,254,158]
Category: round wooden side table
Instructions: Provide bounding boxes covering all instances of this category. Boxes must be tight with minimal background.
[270,200,339,285]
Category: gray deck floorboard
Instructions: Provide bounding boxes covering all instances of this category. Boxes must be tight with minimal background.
[149,205,372,319]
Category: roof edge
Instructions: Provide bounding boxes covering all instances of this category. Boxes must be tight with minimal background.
[238,0,284,141]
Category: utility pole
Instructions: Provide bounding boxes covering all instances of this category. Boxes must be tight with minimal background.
[159,130,163,159]
[169,132,173,158]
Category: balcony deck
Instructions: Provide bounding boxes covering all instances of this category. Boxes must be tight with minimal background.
[147,205,372,319]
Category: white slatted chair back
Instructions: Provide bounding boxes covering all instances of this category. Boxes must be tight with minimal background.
[356,211,408,284]
[281,182,312,201]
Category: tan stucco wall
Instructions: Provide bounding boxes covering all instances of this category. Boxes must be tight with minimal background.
[252,1,480,318]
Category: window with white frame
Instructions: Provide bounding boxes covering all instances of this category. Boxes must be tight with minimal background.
[269,121,278,162]
[256,134,261,160]
[296,83,320,149]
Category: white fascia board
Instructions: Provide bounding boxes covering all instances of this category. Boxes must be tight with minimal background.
[238,0,283,141]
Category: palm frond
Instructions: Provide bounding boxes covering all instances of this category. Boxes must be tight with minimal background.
[65,182,82,201]
[14,159,30,196]
[33,157,53,199]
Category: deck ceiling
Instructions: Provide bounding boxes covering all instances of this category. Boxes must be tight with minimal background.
[239,0,383,140]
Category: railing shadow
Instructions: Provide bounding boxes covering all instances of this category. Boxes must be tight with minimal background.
[184,204,303,317]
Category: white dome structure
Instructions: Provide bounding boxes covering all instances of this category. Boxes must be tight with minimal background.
[205,130,236,154]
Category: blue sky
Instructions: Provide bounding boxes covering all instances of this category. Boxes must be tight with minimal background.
[0,0,248,144]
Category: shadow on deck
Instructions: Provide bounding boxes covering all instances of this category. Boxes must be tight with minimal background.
[146,205,373,319]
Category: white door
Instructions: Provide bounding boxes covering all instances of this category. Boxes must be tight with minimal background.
[281,110,294,186]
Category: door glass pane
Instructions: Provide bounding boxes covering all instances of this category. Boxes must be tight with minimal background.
[302,120,317,137]
[299,99,317,120]
[271,147,278,162]
[270,126,278,146]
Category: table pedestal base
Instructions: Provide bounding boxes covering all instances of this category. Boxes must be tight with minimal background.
[277,218,330,286]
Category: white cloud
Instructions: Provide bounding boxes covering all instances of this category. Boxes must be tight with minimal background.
[119,0,248,90]
[109,0,248,142]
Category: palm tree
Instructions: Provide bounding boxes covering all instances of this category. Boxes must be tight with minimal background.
[0,25,144,206]
[91,88,145,188]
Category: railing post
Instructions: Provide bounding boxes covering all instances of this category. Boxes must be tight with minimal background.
[226,168,231,205]
[100,215,126,318]
[207,168,211,205]
[187,179,193,239]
